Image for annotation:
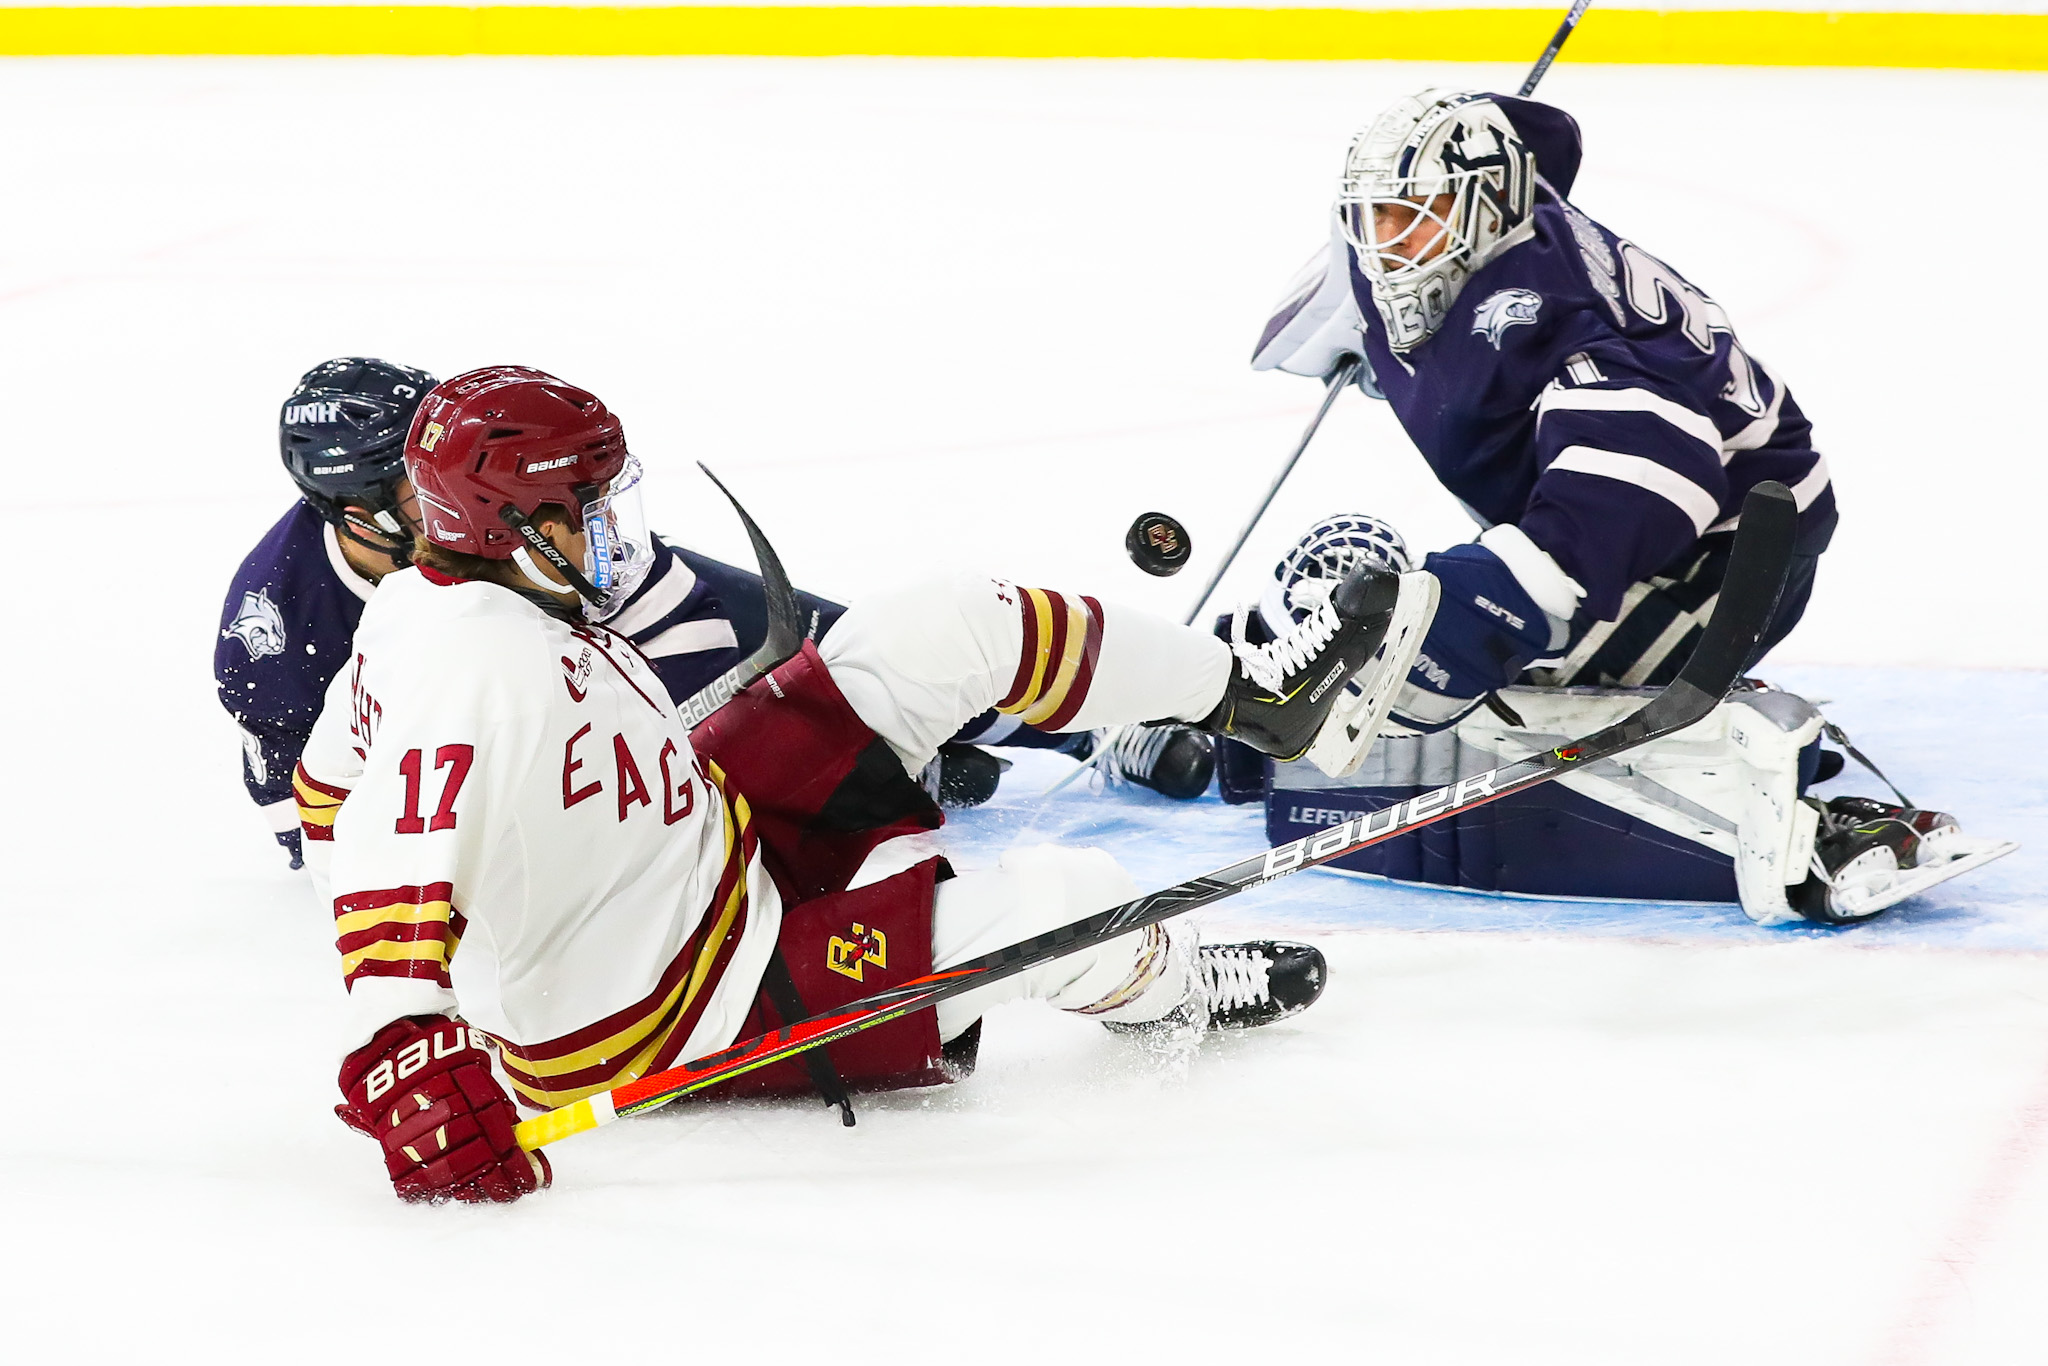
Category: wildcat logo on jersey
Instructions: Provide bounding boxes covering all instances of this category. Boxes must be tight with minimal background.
[1472,289,1542,349]
[224,588,287,661]
[826,923,889,982]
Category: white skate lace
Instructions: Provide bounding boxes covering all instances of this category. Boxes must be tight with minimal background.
[1199,945,1274,1013]
[1230,596,1342,695]
[1099,723,1175,788]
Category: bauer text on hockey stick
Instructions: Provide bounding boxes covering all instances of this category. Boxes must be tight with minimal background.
[513,482,1798,1154]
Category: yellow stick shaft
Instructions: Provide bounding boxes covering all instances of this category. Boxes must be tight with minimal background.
[515,1094,614,1151]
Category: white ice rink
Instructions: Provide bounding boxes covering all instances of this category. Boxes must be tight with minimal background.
[2,54,2044,1364]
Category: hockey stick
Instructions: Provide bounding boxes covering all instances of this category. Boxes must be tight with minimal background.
[1183,357,1360,628]
[670,463,807,729]
[513,481,1797,1154]
[1521,0,1594,97]
[1181,0,1591,627]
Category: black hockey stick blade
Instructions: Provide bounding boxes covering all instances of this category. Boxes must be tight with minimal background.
[672,464,807,729]
[1636,479,1797,736]
[696,461,804,667]
[523,481,1804,1146]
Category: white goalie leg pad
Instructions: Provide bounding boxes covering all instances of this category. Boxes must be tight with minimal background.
[1421,685,1822,923]
[1305,570,1441,779]
[1721,691,1826,925]
[930,845,1194,1041]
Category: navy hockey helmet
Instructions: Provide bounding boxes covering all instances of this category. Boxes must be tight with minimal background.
[279,357,438,551]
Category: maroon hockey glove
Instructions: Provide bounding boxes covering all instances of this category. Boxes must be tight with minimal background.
[336,1015,551,1204]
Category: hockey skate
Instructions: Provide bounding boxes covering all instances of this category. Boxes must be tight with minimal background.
[1106,939,1328,1038]
[1207,564,1438,779]
[1058,723,1217,801]
[1789,795,2018,925]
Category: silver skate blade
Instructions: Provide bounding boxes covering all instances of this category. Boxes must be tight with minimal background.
[1829,836,2020,921]
[1306,570,1440,779]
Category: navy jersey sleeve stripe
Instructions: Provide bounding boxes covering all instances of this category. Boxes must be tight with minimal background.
[1536,382,1721,454]
[639,616,741,660]
[1545,445,1723,535]
[607,541,702,639]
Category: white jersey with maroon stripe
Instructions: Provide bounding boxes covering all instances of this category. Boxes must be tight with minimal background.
[296,567,781,1111]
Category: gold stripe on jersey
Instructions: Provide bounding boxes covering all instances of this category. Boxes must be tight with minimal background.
[495,772,756,1110]
[499,870,744,1087]
[333,897,457,938]
[340,936,464,979]
[293,762,349,839]
[333,882,464,988]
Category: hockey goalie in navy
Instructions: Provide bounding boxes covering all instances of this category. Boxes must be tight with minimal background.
[1245,88,2011,924]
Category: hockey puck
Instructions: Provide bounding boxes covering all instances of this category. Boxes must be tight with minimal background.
[1126,511,1192,577]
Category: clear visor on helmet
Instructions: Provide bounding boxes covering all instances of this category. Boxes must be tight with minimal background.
[580,454,656,621]
[1337,174,1477,283]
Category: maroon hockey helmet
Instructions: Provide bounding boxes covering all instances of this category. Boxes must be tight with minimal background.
[405,366,629,562]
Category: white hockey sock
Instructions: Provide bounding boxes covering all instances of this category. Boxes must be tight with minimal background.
[929,845,1195,1040]
[820,573,1230,776]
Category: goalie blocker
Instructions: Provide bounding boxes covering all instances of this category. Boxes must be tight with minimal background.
[1267,683,2014,924]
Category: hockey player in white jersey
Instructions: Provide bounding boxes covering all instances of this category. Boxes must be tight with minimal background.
[299,366,1434,1203]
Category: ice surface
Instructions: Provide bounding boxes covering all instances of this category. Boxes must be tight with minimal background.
[1,56,2043,1365]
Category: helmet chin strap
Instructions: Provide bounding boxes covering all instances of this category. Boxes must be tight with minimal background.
[511,547,569,595]
[498,506,613,613]
[337,507,412,567]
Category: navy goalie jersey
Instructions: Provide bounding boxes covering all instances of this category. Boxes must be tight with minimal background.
[215,503,843,860]
[1255,155,1837,724]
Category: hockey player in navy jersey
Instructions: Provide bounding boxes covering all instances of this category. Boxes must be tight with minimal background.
[1243,88,2011,924]
[217,357,859,868]
[218,360,1215,869]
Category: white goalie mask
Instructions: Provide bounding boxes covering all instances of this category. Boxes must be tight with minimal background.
[579,453,656,622]
[1337,89,1538,352]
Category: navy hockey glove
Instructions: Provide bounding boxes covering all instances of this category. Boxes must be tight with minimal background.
[1394,543,1558,732]
[337,1015,550,1204]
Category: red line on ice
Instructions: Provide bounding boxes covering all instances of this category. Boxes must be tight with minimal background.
[1872,1039,2048,1366]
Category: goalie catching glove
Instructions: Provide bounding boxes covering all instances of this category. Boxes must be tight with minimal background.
[336,1016,551,1204]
